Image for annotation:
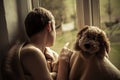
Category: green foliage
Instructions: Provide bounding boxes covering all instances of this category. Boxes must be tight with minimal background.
[109,42,120,69]
[51,30,77,54]
[40,0,65,25]
[40,0,76,25]
[100,0,120,41]
[100,0,120,22]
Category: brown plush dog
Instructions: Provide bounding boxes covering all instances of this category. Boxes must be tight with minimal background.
[70,26,120,80]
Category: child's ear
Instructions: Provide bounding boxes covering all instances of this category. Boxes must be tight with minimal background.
[47,23,52,32]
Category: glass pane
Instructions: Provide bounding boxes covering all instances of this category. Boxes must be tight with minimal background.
[100,0,120,69]
[40,0,77,53]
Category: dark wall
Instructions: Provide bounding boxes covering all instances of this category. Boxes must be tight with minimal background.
[0,0,9,79]
[0,0,32,79]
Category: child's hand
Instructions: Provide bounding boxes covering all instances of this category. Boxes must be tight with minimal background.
[63,42,70,49]
[60,42,73,58]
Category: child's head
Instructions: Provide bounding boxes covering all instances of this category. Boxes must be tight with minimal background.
[25,7,56,47]
[25,7,54,37]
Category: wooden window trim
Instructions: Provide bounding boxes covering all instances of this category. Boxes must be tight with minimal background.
[76,0,100,29]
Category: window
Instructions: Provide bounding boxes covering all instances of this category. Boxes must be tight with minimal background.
[38,0,100,53]
[39,0,77,53]
[100,0,120,69]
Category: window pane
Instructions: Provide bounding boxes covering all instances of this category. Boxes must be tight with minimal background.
[100,0,120,69]
[40,0,77,53]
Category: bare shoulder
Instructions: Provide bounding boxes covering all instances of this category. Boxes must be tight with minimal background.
[20,45,52,79]
[21,45,41,54]
[21,45,44,57]
[20,44,46,64]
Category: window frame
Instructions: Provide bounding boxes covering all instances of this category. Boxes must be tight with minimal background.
[76,0,100,29]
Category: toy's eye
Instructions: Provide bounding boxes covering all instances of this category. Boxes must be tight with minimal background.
[84,43,91,49]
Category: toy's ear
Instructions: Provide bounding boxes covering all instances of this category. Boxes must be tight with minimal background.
[105,50,109,58]
[101,31,110,54]
[74,38,81,51]
[46,23,52,32]
[77,26,89,37]
[98,31,110,59]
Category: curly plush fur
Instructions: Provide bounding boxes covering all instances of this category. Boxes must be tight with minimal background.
[70,26,120,80]
[74,26,110,59]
